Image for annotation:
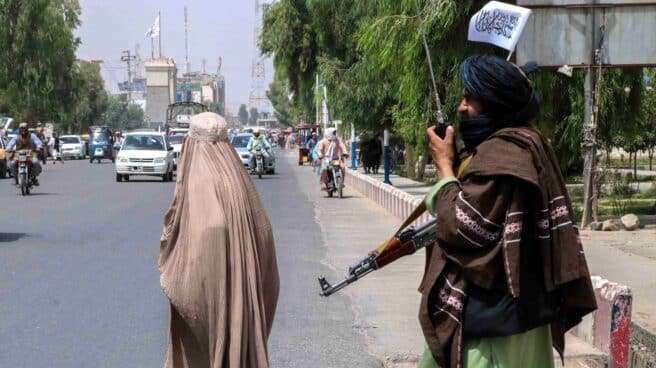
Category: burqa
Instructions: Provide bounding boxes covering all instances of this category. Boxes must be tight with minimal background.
[159,112,280,368]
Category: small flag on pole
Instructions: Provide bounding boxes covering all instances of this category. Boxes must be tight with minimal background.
[145,15,160,39]
[468,1,531,53]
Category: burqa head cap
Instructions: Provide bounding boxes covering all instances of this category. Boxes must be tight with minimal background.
[188,112,229,142]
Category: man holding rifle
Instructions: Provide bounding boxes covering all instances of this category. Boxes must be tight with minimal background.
[417,55,596,368]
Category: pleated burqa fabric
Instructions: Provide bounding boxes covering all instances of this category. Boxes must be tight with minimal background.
[159,113,279,368]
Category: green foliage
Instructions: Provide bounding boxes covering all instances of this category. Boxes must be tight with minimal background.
[101,95,144,132]
[68,60,109,133]
[260,0,317,121]
[249,107,259,125]
[238,104,249,125]
[0,0,81,126]
[260,0,656,177]
[266,74,295,126]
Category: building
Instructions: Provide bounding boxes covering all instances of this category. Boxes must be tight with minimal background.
[176,72,225,115]
[117,78,147,111]
[145,58,178,128]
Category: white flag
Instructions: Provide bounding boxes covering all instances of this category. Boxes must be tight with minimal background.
[145,15,160,39]
[467,1,531,52]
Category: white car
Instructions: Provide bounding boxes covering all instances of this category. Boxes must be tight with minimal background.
[168,134,185,170]
[115,132,175,182]
[59,135,86,159]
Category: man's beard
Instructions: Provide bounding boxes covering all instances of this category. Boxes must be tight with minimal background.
[458,113,498,152]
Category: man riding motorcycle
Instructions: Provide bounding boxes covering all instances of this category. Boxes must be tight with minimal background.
[6,122,43,186]
[316,127,348,191]
[246,128,271,173]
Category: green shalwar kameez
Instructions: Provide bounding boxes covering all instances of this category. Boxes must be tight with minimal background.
[417,325,554,368]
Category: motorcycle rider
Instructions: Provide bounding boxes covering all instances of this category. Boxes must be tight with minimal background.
[246,128,271,173]
[6,122,43,186]
[317,127,348,191]
[34,125,48,165]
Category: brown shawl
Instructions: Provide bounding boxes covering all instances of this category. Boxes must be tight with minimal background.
[419,126,597,367]
[159,113,279,367]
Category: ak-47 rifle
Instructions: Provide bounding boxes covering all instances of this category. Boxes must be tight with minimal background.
[318,218,437,297]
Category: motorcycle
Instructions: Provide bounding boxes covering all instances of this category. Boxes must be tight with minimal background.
[253,147,265,179]
[326,158,344,198]
[17,151,34,196]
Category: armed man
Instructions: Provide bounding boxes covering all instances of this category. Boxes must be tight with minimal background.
[416,55,597,368]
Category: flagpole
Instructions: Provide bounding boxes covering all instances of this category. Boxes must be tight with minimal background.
[158,11,162,59]
[151,38,155,59]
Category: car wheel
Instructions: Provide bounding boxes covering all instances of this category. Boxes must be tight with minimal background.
[0,166,6,179]
[111,158,115,163]
[89,158,93,163]
[116,174,122,182]
[97,159,101,164]
[124,175,129,181]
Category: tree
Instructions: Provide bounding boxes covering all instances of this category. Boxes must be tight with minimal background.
[238,104,249,125]
[260,0,652,180]
[249,107,259,125]
[102,95,144,131]
[0,0,81,126]
[266,74,294,126]
[68,60,108,133]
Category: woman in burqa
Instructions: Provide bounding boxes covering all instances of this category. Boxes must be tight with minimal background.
[159,112,279,368]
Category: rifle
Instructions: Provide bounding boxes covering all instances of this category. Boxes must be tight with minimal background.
[318,218,437,297]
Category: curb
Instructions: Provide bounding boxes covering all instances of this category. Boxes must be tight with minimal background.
[345,168,634,367]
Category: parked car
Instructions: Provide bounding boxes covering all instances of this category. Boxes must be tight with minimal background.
[59,135,86,160]
[230,132,275,174]
[115,132,175,182]
[168,133,185,170]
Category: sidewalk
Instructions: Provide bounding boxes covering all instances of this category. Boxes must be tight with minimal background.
[286,152,612,367]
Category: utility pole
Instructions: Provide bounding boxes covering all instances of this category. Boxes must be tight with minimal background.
[581,1,602,228]
[184,7,190,75]
[121,50,137,105]
[134,43,142,79]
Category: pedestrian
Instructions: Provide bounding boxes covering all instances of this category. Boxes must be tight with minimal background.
[306,132,317,152]
[362,136,377,174]
[371,133,383,174]
[48,132,63,164]
[34,126,48,165]
[417,55,596,368]
[159,112,280,368]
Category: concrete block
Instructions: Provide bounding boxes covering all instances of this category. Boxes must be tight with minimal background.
[621,214,640,231]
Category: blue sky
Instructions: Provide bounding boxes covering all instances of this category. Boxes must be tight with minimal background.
[76,0,273,114]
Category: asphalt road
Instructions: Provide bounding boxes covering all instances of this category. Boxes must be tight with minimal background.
[0,153,381,367]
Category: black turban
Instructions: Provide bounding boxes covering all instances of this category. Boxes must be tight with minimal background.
[459,55,540,126]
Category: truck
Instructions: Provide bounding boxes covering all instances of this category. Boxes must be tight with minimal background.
[165,102,208,132]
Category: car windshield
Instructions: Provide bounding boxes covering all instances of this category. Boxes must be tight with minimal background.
[91,131,110,142]
[231,135,250,148]
[60,137,80,144]
[168,135,185,144]
[122,134,166,151]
